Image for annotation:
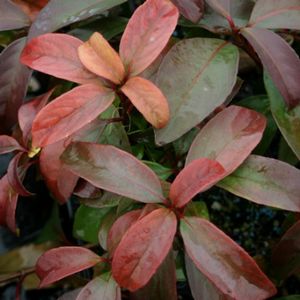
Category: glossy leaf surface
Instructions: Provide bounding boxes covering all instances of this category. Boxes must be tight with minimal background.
[218,155,300,212]
[241,27,300,109]
[77,274,121,300]
[32,84,114,147]
[78,32,125,84]
[112,208,177,291]
[28,0,127,38]
[62,142,164,203]
[155,38,239,145]
[265,73,300,160]
[121,76,169,128]
[36,246,102,287]
[0,37,31,132]
[0,135,24,154]
[21,33,97,84]
[119,0,179,76]
[0,0,30,30]
[171,0,204,23]
[181,217,277,300]
[249,0,300,30]
[186,105,266,174]
[169,158,225,208]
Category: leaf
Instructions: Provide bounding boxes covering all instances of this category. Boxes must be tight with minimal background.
[31,84,115,147]
[241,27,300,109]
[272,220,300,280]
[218,155,300,212]
[171,0,204,23]
[155,38,239,145]
[169,158,225,208]
[28,0,127,38]
[36,246,102,287]
[143,161,173,181]
[21,33,98,85]
[112,208,177,291]
[249,0,300,30]
[12,0,49,21]
[0,135,24,154]
[119,0,179,76]
[121,76,169,128]
[98,209,118,250]
[0,0,30,31]
[62,142,165,204]
[184,201,209,220]
[18,89,54,144]
[130,250,177,300]
[78,32,125,84]
[107,209,142,256]
[0,37,31,132]
[205,0,232,22]
[264,73,300,160]
[76,274,121,300]
[186,105,266,174]
[180,216,277,300]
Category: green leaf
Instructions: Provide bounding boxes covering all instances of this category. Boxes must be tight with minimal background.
[155,38,239,145]
[184,201,209,220]
[143,161,173,180]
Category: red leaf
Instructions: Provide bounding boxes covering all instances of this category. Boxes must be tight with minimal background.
[31,84,115,147]
[112,208,177,291]
[107,209,142,256]
[169,158,225,208]
[36,246,102,287]
[18,89,54,145]
[62,142,165,204]
[7,152,34,197]
[78,32,125,84]
[0,135,24,154]
[186,105,266,174]
[20,33,98,84]
[12,0,49,21]
[180,217,277,300]
[121,76,169,128]
[119,0,179,76]
[241,27,300,108]
[171,0,204,23]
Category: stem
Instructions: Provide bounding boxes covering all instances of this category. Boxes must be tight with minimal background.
[0,267,35,285]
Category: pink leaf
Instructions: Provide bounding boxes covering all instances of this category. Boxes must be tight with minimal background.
[0,135,24,154]
[186,105,266,174]
[78,32,125,84]
[171,0,204,23]
[121,76,169,128]
[241,27,300,108]
[62,142,165,204]
[169,158,225,208]
[20,33,98,84]
[112,208,177,291]
[31,84,115,147]
[119,0,179,76]
[180,217,277,300]
[36,246,102,287]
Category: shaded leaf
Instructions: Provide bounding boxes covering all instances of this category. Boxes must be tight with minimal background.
[184,201,209,219]
[21,33,98,84]
[121,76,169,128]
[62,142,164,204]
[32,84,115,147]
[171,0,204,23]
[264,73,300,160]
[77,274,121,300]
[78,32,125,84]
[186,105,266,174]
[98,209,118,250]
[249,0,300,30]
[112,208,177,291]
[28,0,127,38]
[0,135,24,154]
[169,158,225,208]
[119,0,179,76]
[0,0,30,31]
[205,0,231,22]
[241,27,300,108]
[143,161,173,181]
[0,37,31,132]
[218,155,300,212]
[155,38,239,145]
[181,216,277,300]
[36,246,102,287]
